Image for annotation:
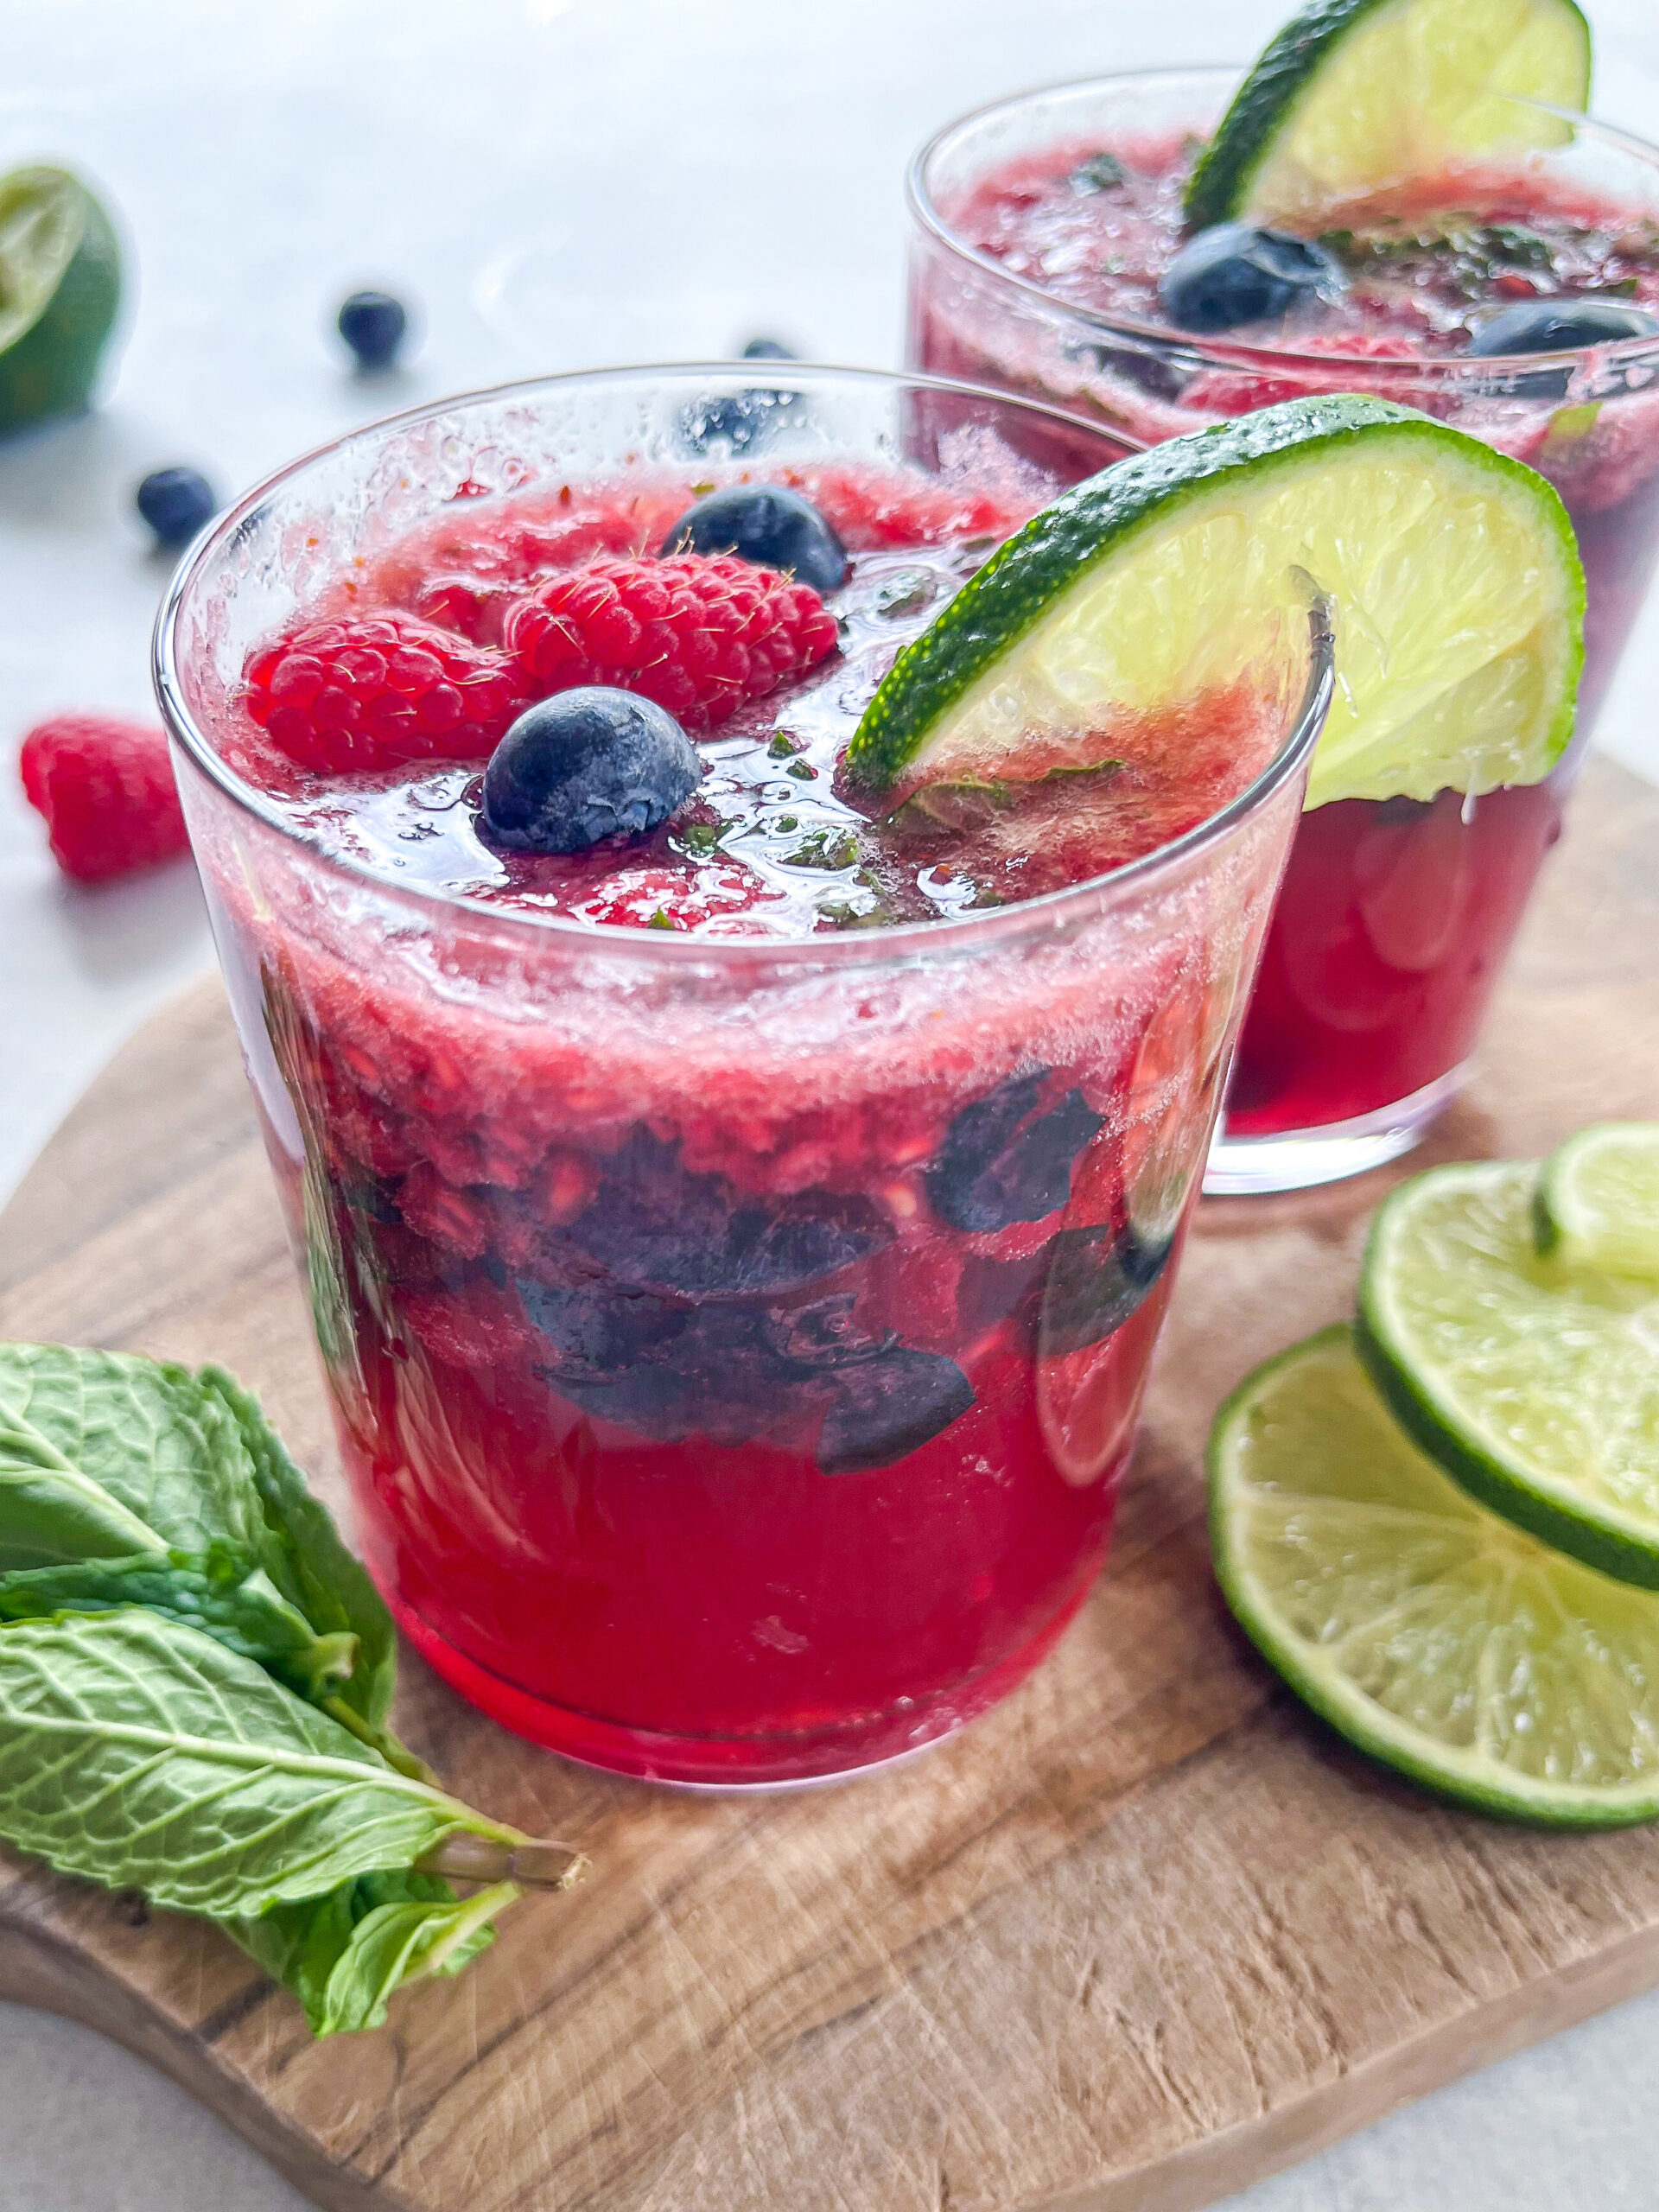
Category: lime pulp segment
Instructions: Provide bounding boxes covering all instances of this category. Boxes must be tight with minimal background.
[1210,1325,1659,1824]
[1185,0,1592,232]
[1357,1159,1659,1588]
[844,396,1583,810]
[1535,1122,1659,1279]
[0,165,122,434]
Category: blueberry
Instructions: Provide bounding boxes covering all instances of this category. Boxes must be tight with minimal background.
[816,1348,975,1475]
[481,688,699,855]
[925,1070,1103,1234]
[677,385,801,456]
[1038,1224,1172,1357]
[515,1279,667,1377]
[555,1128,893,1298]
[518,1252,968,1458]
[337,290,409,369]
[135,467,218,550]
[1159,224,1344,334]
[1467,298,1659,356]
[1066,334,1188,404]
[775,1293,893,1368]
[677,355,808,457]
[663,485,847,593]
[521,1287,799,1445]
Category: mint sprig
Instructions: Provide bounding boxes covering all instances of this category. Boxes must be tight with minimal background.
[230,1870,515,2037]
[0,1340,585,2034]
[0,1609,518,1916]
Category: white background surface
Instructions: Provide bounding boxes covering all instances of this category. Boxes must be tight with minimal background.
[2,2,1657,2206]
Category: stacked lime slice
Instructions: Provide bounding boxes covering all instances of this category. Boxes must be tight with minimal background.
[1211,1126,1659,1825]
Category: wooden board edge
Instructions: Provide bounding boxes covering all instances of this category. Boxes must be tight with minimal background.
[1031,1916,1659,2212]
[0,974,242,1296]
[0,1911,404,2212]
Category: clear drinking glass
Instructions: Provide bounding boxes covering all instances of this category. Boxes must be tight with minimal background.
[908,71,1659,1192]
[155,365,1331,1786]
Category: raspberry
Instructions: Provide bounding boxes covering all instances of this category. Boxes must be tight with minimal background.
[18,714,190,884]
[408,575,519,644]
[501,554,838,732]
[244,613,529,774]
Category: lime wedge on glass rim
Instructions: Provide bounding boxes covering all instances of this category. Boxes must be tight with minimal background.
[1185,0,1592,234]
[1357,1159,1659,1588]
[0,164,123,435]
[844,395,1582,811]
[1535,1122,1659,1279]
[1210,1324,1659,1826]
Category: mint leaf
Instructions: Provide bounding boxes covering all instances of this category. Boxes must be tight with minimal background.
[0,1343,264,1568]
[0,1543,358,1701]
[197,1370,425,1776]
[199,1369,396,1731]
[780,827,859,871]
[1070,150,1125,194]
[226,1870,515,2036]
[0,1343,421,1774]
[0,1610,519,1918]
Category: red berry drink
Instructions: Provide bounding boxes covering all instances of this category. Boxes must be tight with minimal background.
[909,70,1659,1187]
[156,368,1326,1783]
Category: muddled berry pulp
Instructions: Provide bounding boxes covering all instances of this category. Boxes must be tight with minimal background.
[203,462,1283,1781]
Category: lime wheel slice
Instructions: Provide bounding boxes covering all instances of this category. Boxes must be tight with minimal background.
[0,165,122,435]
[1535,1122,1659,1280]
[1358,1158,1659,1587]
[844,395,1581,811]
[1185,0,1592,233]
[1211,1323,1659,1824]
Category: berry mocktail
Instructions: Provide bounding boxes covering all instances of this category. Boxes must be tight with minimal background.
[909,71,1659,1185]
[157,368,1326,1784]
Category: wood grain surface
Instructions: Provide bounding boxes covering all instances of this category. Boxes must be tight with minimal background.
[3,754,1658,2212]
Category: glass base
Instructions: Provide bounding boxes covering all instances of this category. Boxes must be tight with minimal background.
[385,1573,1096,1790]
[1203,1064,1471,1197]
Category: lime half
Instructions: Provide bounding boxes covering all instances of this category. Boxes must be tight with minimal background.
[1211,1325,1659,1825]
[0,166,122,435]
[1358,1159,1659,1587]
[845,396,1582,810]
[1185,0,1592,233]
[1535,1122,1659,1280]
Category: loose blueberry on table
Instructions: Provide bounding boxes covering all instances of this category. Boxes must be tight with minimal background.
[136,466,218,549]
[337,289,409,369]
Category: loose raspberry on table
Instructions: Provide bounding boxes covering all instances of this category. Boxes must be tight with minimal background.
[501,554,839,732]
[244,613,529,774]
[18,714,190,883]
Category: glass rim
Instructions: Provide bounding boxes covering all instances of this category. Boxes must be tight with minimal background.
[153,358,1332,972]
[907,62,1659,373]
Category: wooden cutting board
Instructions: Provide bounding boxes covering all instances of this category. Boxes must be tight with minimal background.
[3,753,1659,2212]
